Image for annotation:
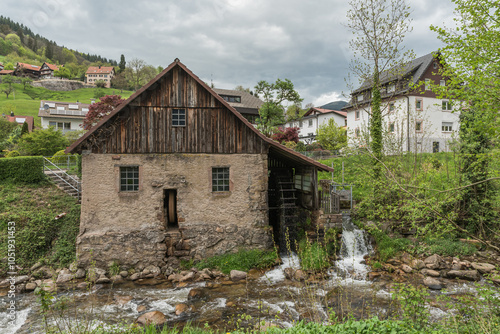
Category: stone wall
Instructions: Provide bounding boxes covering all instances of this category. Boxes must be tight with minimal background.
[77,153,272,269]
[32,79,92,91]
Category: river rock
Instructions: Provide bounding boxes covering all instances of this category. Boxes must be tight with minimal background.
[111,275,125,284]
[423,276,443,290]
[114,295,133,305]
[293,269,307,281]
[137,305,147,313]
[41,280,57,292]
[95,274,111,284]
[25,282,37,291]
[180,271,195,282]
[136,311,166,326]
[30,262,43,272]
[75,269,86,279]
[284,267,294,280]
[424,254,446,270]
[56,269,74,284]
[447,270,481,281]
[188,288,204,300]
[401,264,413,273]
[368,272,382,280]
[69,262,78,273]
[129,273,141,281]
[77,282,89,290]
[471,262,496,274]
[421,269,440,277]
[119,271,129,278]
[168,273,182,282]
[175,303,190,316]
[411,259,426,270]
[230,270,247,281]
[15,275,30,285]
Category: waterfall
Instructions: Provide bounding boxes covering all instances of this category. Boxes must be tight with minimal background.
[334,213,371,280]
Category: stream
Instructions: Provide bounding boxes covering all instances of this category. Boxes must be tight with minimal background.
[0,214,481,333]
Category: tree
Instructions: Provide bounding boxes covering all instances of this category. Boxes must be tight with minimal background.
[0,117,17,146]
[316,119,348,152]
[234,85,253,95]
[119,54,126,73]
[125,58,157,90]
[346,0,413,179]
[111,72,129,91]
[254,78,302,136]
[54,67,71,79]
[1,75,15,99]
[271,127,300,144]
[17,127,69,156]
[20,121,29,137]
[21,77,32,90]
[82,95,125,130]
[430,0,500,236]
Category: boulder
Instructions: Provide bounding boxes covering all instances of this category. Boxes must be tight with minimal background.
[30,262,43,272]
[401,264,413,273]
[447,270,481,281]
[368,272,382,280]
[423,276,443,290]
[180,271,195,282]
[424,254,445,270]
[111,275,125,284]
[75,269,86,279]
[15,275,30,285]
[114,295,133,305]
[411,259,426,270]
[421,269,440,277]
[41,280,57,292]
[230,270,247,281]
[137,305,147,313]
[56,269,74,284]
[283,267,294,280]
[167,273,183,282]
[293,269,307,281]
[95,274,111,284]
[187,288,204,300]
[136,311,167,326]
[471,262,496,274]
[25,282,37,291]
[175,303,190,316]
[129,273,141,281]
[119,271,129,278]
[69,262,78,273]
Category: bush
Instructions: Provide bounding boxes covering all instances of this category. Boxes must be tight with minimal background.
[298,239,330,271]
[0,156,45,183]
[4,150,20,158]
[194,248,278,274]
[417,238,478,257]
[18,127,69,156]
[51,149,70,164]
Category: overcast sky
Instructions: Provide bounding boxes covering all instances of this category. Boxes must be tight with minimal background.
[2,0,456,106]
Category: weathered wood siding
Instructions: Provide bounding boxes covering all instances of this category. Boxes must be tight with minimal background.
[87,65,267,154]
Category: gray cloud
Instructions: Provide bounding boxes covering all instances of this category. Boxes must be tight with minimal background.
[2,0,456,105]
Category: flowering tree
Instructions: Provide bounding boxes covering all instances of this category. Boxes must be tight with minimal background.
[271,127,299,144]
[82,95,125,130]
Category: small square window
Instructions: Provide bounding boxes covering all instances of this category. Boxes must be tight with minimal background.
[442,100,452,111]
[440,80,446,86]
[388,123,395,133]
[357,95,363,102]
[415,121,423,132]
[308,119,313,127]
[120,166,139,192]
[387,84,395,93]
[172,109,186,126]
[299,120,303,127]
[425,79,431,90]
[416,99,423,111]
[212,167,229,192]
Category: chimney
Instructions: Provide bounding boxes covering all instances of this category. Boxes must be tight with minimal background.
[99,65,101,69]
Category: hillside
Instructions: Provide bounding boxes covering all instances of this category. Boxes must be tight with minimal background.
[319,101,348,110]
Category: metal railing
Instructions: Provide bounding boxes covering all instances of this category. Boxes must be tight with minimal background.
[43,157,81,199]
[43,155,79,171]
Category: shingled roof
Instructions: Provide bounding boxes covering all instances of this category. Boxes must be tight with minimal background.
[67,59,333,173]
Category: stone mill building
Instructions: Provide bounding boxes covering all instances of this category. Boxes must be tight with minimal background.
[67,59,334,270]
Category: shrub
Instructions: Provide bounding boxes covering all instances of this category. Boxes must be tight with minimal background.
[194,248,278,274]
[298,239,330,271]
[5,150,20,158]
[0,156,45,183]
[17,127,69,156]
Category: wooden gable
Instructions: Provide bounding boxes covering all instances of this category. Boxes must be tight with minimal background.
[71,62,267,155]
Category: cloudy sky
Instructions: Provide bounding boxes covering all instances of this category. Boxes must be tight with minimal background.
[2,0,456,106]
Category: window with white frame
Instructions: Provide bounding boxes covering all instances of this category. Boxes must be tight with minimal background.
[440,79,446,86]
[442,122,453,132]
[172,109,186,126]
[355,110,360,120]
[308,119,313,127]
[387,84,395,93]
[357,94,363,102]
[120,166,139,192]
[212,167,230,192]
[425,78,431,90]
[442,100,452,111]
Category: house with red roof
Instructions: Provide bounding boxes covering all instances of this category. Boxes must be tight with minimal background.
[14,62,41,78]
[4,112,34,132]
[284,107,347,144]
[40,62,60,79]
[85,66,115,88]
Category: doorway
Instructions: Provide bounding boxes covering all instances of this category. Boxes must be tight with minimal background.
[164,189,178,229]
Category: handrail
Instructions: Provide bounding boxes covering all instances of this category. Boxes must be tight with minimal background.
[43,157,81,197]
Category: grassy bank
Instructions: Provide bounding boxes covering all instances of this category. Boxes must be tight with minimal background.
[0,180,80,274]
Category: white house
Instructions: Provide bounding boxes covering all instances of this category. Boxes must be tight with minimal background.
[284,107,347,144]
[38,100,91,133]
[343,52,460,153]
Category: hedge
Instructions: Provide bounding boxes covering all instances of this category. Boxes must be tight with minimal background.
[0,156,45,183]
